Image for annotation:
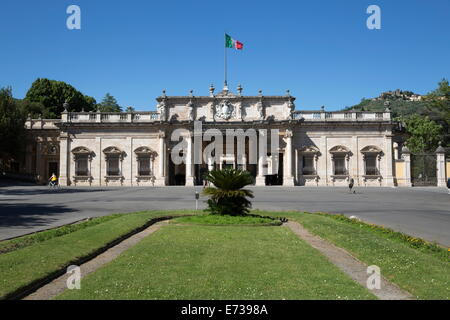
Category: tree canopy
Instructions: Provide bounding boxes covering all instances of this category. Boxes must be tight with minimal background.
[98,93,122,112]
[403,115,443,153]
[24,78,97,118]
[425,78,450,126]
[0,87,26,166]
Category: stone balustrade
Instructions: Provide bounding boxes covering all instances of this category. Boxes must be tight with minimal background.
[293,111,391,121]
[25,119,60,130]
[62,112,161,123]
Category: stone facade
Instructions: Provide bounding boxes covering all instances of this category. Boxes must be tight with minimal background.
[24,86,411,187]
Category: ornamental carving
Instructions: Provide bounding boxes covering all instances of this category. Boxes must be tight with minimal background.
[215,100,235,121]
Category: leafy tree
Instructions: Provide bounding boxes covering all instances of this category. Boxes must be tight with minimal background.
[403,114,443,153]
[98,93,122,112]
[203,169,254,216]
[425,78,450,125]
[423,79,450,146]
[125,106,135,113]
[0,87,26,169]
[24,78,96,118]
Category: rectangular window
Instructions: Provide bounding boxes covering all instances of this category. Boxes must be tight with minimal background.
[107,157,120,176]
[138,157,151,176]
[75,157,88,176]
[302,156,316,175]
[334,155,347,175]
[365,155,379,175]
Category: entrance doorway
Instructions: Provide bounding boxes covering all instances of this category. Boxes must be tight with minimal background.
[48,162,59,180]
[411,154,437,186]
[168,161,186,186]
[266,154,284,186]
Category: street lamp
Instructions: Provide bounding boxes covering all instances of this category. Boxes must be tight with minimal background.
[195,191,200,210]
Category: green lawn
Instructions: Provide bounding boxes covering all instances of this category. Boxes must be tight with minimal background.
[263,211,450,300]
[57,224,375,300]
[173,214,279,226]
[0,210,193,299]
[2,210,448,300]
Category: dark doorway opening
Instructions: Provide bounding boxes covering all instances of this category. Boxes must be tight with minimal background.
[411,154,437,186]
[266,154,284,186]
[48,162,59,180]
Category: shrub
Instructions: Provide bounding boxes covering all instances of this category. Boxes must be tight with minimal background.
[203,169,254,216]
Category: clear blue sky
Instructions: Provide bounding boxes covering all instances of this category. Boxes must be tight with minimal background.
[1,0,449,111]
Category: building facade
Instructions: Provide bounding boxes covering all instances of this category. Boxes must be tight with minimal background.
[24,85,423,188]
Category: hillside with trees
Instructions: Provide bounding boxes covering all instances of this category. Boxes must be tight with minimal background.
[344,79,450,152]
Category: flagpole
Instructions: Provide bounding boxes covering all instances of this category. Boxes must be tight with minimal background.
[224,32,228,89]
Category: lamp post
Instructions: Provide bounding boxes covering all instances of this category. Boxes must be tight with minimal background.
[195,191,200,210]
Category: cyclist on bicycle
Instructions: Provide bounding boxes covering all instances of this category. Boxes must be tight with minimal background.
[49,173,58,187]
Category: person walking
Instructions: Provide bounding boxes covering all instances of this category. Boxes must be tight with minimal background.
[349,178,355,194]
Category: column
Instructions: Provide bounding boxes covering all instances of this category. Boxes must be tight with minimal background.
[283,129,295,186]
[155,131,167,186]
[185,132,195,186]
[393,142,400,160]
[384,135,395,187]
[59,134,69,186]
[207,155,214,172]
[436,144,446,187]
[401,147,412,187]
[255,131,266,186]
[125,137,133,186]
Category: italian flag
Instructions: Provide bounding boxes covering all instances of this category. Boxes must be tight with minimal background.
[225,34,244,50]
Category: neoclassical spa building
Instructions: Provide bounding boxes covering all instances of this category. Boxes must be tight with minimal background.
[24,84,447,188]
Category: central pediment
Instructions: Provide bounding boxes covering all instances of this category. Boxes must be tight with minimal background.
[154,85,295,123]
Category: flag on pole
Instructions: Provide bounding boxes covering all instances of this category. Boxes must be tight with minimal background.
[225,34,244,50]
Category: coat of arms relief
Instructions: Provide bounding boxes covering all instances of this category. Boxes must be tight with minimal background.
[215,100,235,121]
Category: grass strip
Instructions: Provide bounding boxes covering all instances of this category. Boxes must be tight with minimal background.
[261,210,449,300]
[0,214,122,254]
[0,210,193,300]
[173,214,280,226]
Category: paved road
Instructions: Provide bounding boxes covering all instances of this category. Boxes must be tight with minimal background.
[1,182,449,246]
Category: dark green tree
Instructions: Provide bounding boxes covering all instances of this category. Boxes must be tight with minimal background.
[425,78,450,125]
[403,114,443,153]
[203,169,254,216]
[98,93,122,112]
[24,78,96,118]
[0,87,26,169]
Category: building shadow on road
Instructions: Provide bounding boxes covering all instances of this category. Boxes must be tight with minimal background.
[0,203,77,229]
[0,187,111,196]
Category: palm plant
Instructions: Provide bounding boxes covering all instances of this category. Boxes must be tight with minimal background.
[203,169,255,216]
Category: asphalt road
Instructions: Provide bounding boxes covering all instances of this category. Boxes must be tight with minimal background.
[1,182,449,246]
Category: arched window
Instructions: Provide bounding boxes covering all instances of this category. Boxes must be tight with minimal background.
[361,146,383,176]
[330,146,351,176]
[299,146,320,176]
[134,147,157,177]
[103,147,123,177]
[72,147,92,177]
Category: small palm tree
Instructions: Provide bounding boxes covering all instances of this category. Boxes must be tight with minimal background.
[203,169,254,216]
